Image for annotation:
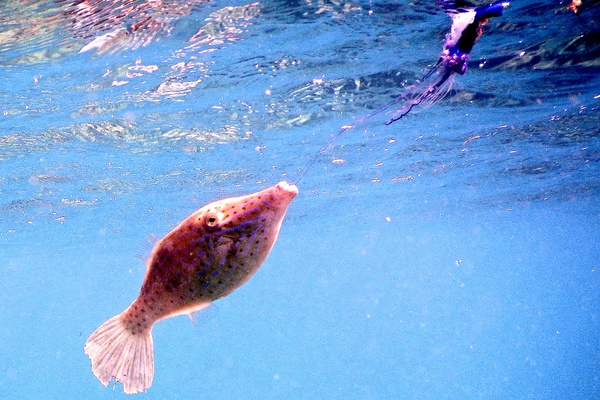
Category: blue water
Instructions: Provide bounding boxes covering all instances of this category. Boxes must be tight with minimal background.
[1,0,599,398]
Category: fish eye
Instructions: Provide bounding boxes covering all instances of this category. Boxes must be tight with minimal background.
[203,212,221,230]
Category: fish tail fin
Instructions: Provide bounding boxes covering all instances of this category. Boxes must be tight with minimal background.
[84,313,154,394]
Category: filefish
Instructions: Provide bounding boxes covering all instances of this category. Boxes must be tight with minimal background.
[84,181,299,394]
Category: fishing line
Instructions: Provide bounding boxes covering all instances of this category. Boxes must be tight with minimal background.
[289,85,414,185]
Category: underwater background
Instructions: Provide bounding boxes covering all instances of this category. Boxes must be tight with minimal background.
[1,0,599,398]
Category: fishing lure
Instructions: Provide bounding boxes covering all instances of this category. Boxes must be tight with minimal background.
[386,0,510,124]
[292,1,509,183]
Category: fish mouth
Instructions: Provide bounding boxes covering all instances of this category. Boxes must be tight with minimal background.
[275,181,299,197]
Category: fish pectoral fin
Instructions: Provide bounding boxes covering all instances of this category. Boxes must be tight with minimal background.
[220,231,244,242]
[212,236,237,257]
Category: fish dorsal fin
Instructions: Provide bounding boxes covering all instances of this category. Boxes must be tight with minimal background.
[135,234,160,265]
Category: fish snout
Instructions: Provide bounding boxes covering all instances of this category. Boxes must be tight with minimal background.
[274,181,299,198]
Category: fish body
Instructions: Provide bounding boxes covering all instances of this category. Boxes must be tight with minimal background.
[84,181,298,394]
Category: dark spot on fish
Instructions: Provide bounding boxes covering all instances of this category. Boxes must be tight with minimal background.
[167,277,180,289]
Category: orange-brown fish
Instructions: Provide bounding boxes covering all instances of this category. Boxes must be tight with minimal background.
[84,181,298,394]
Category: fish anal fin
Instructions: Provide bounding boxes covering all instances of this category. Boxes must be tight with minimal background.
[187,303,218,327]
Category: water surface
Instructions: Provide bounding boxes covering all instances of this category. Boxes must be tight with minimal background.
[1,0,599,398]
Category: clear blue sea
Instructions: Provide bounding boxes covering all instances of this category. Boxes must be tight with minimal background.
[1,0,599,398]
